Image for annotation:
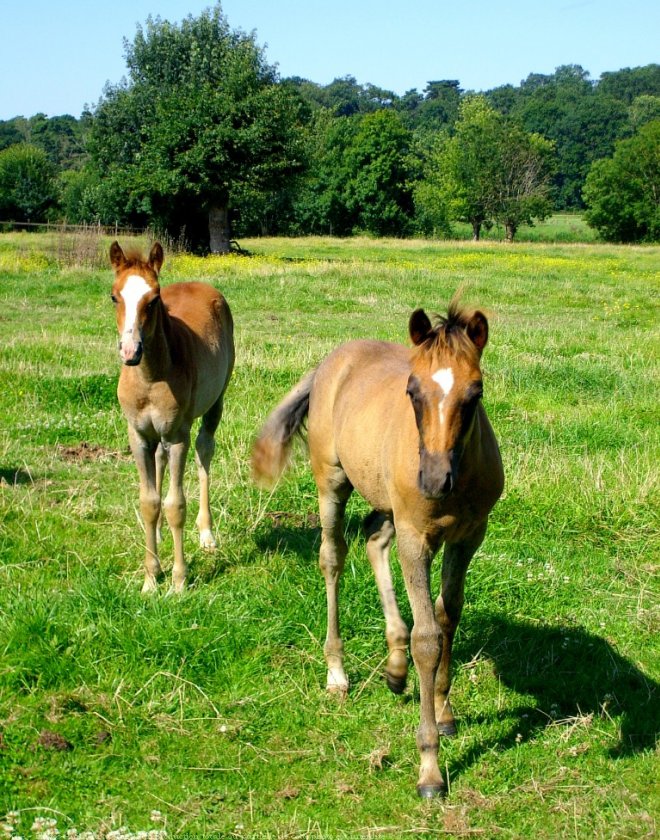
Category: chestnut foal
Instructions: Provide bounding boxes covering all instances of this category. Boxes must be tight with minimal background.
[252,298,503,797]
[110,241,234,592]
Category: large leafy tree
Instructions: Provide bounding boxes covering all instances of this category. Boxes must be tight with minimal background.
[583,120,660,242]
[512,66,628,208]
[0,144,57,222]
[343,110,414,236]
[420,97,554,241]
[489,125,555,241]
[290,110,413,237]
[419,97,502,240]
[290,111,360,235]
[88,4,305,252]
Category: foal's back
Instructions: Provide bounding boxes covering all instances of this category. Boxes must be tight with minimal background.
[159,281,234,418]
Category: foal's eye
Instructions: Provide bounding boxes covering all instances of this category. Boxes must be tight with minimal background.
[110,294,118,304]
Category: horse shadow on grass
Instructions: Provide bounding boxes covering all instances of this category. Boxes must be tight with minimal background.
[450,612,658,766]
[251,517,658,768]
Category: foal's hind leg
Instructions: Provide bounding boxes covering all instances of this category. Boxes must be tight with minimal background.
[364,512,410,694]
[155,442,167,544]
[434,527,486,736]
[316,465,352,694]
[195,396,223,550]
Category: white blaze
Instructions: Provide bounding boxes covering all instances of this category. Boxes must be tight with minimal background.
[432,367,454,424]
[432,367,454,396]
[120,274,151,335]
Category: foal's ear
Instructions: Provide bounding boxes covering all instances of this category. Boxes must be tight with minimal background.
[467,311,489,353]
[409,309,433,346]
[109,241,125,271]
[148,242,164,275]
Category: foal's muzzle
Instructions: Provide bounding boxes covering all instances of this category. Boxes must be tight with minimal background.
[119,337,143,366]
[418,449,456,499]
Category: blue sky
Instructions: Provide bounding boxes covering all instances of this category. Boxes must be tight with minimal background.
[2,0,658,119]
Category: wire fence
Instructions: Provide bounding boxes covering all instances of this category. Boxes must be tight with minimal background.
[0,220,146,237]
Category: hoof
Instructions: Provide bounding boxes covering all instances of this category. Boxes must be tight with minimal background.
[326,667,349,696]
[438,721,457,737]
[170,577,187,594]
[385,672,407,695]
[199,529,217,551]
[417,782,446,799]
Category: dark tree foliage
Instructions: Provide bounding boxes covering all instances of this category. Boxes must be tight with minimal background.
[583,119,660,242]
[343,110,414,235]
[6,53,660,242]
[87,4,305,252]
[394,80,463,130]
[501,66,629,208]
[285,75,397,117]
[0,121,24,152]
[286,109,414,237]
[597,64,660,104]
[0,144,58,222]
[0,114,86,169]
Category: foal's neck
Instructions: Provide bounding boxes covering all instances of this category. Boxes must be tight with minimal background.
[139,302,174,381]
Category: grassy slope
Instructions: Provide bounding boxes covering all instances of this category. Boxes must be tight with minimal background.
[0,233,658,838]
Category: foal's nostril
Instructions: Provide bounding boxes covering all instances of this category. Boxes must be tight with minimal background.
[441,472,453,495]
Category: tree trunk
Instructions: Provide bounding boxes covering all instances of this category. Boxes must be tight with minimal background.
[471,221,481,241]
[504,222,517,243]
[209,203,231,254]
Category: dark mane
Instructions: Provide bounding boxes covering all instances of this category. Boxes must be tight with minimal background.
[423,297,480,359]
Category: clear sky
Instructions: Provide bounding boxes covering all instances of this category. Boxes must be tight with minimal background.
[2,0,658,120]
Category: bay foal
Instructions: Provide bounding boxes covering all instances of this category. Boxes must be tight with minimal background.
[252,299,503,796]
[110,241,234,592]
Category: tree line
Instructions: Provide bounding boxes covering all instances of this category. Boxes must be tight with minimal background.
[1,4,658,250]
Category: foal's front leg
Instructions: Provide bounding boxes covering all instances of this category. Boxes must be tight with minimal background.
[163,433,191,592]
[128,426,162,593]
[434,528,486,736]
[397,524,444,797]
[364,512,410,694]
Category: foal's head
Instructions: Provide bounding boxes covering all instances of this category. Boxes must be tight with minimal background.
[407,300,489,499]
[109,241,164,366]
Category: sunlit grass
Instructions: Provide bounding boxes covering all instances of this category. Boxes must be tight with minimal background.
[0,233,658,837]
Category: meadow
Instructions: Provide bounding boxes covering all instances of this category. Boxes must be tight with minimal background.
[0,231,658,838]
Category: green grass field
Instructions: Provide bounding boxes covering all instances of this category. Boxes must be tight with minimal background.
[0,232,658,838]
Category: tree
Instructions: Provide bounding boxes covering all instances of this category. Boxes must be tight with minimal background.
[629,95,660,130]
[418,97,554,241]
[88,4,305,252]
[423,97,502,240]
[395,81,462,130]
[583,120,660,242]
[289,112,359,235]
[489,126,555,241]
[0,144,57,222]
[512,66,628,208]
[597,65,660,105]
[343,110,414,236]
